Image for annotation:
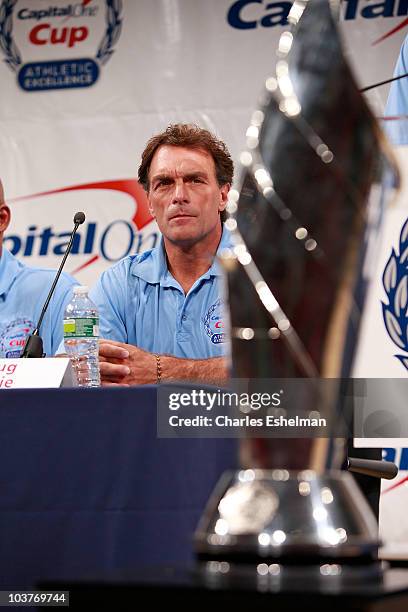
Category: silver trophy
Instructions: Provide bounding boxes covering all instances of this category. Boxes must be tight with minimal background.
[194,0,399,573]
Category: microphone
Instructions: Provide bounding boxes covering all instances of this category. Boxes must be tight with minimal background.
[21,212,86,358]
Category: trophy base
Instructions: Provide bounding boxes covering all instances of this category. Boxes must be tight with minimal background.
[193,559,385,593]
[194,470,380,564]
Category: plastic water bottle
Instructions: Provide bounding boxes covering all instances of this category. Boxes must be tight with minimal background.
[63,286,100,387]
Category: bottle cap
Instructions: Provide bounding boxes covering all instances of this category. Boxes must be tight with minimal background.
[73,285,89,295]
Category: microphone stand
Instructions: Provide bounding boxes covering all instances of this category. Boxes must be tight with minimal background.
[21,212,85,358]
[360,71,408,93]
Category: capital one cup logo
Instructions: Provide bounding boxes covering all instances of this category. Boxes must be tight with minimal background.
[382,217,408,372]
[0,0,122,91]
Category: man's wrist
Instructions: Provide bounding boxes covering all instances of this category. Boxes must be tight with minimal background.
[158,354,227,384]
[155,354,162,384]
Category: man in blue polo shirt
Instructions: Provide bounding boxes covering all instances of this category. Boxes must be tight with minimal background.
[0,179,77,357]
[95,124,233,385]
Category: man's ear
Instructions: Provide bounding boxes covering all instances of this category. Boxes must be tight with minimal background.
[219,183,230,212]
[0,204,10,233]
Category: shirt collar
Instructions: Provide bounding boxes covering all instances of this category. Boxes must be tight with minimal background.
[131,225,232,286]
[0,248,22,297]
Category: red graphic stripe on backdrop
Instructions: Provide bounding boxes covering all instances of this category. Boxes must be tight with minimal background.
[9,179,153,231]
[380,115,408,120]
[9,179,153,276]
[71,254,100,276]
[372,18,408,46]
[382,475,408,495]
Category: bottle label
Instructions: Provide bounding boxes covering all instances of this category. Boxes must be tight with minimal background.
[64,317,99,338]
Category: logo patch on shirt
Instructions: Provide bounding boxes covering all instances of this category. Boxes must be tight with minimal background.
[203,299,226,344]
[0,318,35,358]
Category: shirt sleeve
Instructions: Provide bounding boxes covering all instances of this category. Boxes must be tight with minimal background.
[385,36,408,145]
[90,260,129,343]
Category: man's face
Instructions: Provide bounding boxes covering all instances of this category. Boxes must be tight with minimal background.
[147,145,229,246]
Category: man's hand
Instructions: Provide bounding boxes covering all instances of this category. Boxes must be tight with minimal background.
[99,340,156,386]
[99,339,229,386]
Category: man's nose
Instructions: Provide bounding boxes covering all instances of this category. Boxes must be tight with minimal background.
[172,179,188,203]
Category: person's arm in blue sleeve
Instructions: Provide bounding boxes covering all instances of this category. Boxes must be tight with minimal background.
[90,260,129,343]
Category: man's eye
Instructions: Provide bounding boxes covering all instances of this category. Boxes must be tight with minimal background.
[191,177,203,183]
[156,179,171,188]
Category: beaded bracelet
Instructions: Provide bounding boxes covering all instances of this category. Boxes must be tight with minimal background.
[155,354,162,384]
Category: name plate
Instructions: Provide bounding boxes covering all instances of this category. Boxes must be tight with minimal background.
[0,358,75,389]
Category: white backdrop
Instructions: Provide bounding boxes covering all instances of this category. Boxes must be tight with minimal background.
[0,0,406,284]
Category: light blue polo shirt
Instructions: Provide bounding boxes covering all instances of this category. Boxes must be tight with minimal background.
[0,248,78,358]
[91,228,232,359]
[385,35,408,145]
